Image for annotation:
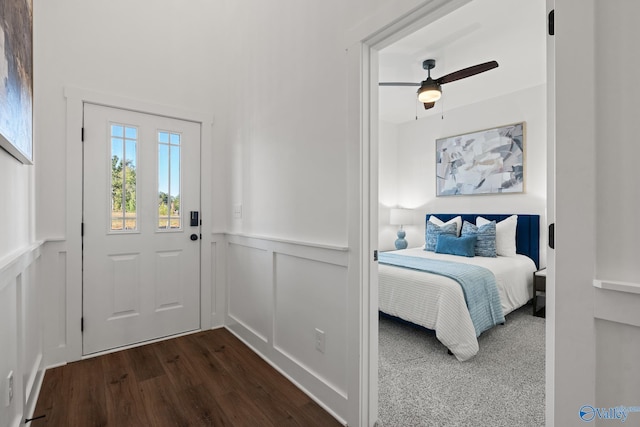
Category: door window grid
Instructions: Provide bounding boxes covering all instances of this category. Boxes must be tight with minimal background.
[158,131,181,230]
[110,124,138,231]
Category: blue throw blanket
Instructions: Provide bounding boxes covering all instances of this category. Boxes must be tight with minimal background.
[378,252,505,337]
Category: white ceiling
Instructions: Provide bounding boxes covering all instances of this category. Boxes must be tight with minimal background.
[378,0,547,124]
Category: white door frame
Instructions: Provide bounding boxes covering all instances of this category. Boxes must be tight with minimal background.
[344,0,555,425]
[64,87,214,362]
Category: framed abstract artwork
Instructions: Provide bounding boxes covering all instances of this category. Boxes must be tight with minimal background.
[0,0,34,164]
[436,122,525,196]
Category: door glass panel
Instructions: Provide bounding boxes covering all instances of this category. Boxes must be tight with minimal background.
[158,131,181,230]
[110,124,137,231]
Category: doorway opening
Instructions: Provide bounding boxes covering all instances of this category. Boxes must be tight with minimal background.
[366,0,550,424]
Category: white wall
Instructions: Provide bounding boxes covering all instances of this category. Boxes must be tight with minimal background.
[0,152,32,255]
[594,1,640,284]
[593,2,640,413]
[578,0,640,424]
[379,84,547,256]
[0,146,43,426]
[223,3,353,245]
[0,37,42,424]
[553,1,640,425]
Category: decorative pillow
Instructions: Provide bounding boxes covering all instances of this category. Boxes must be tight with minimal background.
[425,222,458,252]
[435,234,477,257]
[428,215,463,237]
[461,220,497,257]
[477,215,518,256]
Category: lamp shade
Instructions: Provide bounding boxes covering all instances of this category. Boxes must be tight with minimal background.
[390,208,414,226]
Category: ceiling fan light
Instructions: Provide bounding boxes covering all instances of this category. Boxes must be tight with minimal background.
[418,84,441,103]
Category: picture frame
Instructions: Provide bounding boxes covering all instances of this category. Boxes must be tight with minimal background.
[0,0,34,164]
[435,122,525,196]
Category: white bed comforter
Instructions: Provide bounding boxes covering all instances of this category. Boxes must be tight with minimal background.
[378,247,536,361]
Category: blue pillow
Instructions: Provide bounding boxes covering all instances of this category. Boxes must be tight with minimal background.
[425,222,457,251]
[435,234,477,257]
[461,220,497,257]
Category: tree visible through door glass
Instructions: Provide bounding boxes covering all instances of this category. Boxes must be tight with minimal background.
[110,124,137,231]
[158,131,181,229]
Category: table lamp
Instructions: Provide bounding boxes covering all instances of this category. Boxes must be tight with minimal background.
[390,208,413,249]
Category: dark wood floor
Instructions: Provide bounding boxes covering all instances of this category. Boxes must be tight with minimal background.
[32,328,343,427]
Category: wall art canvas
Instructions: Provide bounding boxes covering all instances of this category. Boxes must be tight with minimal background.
[436,122,525,196]
[0,0,33,164]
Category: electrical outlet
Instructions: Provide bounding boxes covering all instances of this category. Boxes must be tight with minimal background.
[5,371,13,407]
[315,328,325,353]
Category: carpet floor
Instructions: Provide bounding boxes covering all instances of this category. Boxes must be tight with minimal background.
[378,303,545,427]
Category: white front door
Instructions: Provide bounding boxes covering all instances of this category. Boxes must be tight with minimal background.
[82,103,201,355]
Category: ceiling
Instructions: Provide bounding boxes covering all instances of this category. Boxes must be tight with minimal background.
[378,0,547,124]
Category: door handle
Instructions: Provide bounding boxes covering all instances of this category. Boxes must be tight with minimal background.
[190,234,198,241]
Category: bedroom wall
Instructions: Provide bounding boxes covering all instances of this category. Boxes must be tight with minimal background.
[379,84,547,262]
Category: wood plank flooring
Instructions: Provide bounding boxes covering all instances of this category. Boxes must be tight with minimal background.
[32,328,343,427]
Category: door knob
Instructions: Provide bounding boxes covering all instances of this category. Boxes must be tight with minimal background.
[190,234,198,241]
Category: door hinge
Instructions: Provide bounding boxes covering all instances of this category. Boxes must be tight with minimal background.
[548,223,555,249]
[81,127,85,142]
[548,10,554,36]
[81,317,84,332]
[81,222,84,236]
[373,250,378,262]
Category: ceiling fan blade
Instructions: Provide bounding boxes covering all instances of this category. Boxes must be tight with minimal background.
[423,102,435,110]
[379,82,421,87]
[436,60,499,85]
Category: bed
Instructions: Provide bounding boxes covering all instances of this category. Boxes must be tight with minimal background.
[378,214,539,361]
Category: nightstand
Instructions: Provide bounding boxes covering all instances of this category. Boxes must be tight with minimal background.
[533,268,547,317]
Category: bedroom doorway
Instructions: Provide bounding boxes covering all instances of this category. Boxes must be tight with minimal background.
[370,0,550,425]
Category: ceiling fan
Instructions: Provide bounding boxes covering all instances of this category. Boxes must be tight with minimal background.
[379,59,499,110]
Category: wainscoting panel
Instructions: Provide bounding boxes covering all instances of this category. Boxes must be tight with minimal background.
[41,241,68,367]
[210,233,226,327]
[227,240,272,345]
[0,271,19,427]
[225,234,349,422]
[593,282,640,418]
[274,252,348,395]
[0,242,44,427]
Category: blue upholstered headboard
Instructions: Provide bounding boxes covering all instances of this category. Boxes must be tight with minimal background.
[426,214,540,269]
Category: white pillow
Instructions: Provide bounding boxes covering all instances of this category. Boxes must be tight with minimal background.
[477,215,518,256]
[429,215,462,237]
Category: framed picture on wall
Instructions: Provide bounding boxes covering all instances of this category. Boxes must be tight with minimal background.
[0,0,34,164]
[435,122,525,196]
